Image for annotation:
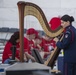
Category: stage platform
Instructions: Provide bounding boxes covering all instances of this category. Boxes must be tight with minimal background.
[0,63,62,75]
[0,62,51,75]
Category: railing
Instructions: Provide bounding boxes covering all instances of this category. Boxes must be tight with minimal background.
[0,27,45,44]
[0,46,4,64]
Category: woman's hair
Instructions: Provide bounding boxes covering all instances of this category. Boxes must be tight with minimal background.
[61,14,74,24]
[8,31,19,45]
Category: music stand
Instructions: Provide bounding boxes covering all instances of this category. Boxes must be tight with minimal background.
[32,49,44,64]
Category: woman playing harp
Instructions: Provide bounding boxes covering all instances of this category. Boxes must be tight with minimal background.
[54,15,76,75]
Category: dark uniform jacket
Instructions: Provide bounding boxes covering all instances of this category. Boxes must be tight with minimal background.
[56,25,76,63]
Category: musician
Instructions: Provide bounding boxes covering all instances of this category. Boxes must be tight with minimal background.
[33,34,56,59]
[24,28,38,62]
[42,34,56,51]
[54,15,76,75]
[42,34,56,58]
[2,31,20,64]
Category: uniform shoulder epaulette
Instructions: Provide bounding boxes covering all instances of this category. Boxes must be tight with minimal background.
[66,30,71,34]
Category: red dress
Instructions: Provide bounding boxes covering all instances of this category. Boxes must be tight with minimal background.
[2,42,20,63]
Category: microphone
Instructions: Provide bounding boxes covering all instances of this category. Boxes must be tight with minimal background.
[9,45,16,64]
[10,45,16,60]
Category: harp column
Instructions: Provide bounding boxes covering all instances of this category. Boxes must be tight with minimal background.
[17,2,25,62]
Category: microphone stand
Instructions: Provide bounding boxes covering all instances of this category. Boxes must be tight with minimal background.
[9,45,16,64]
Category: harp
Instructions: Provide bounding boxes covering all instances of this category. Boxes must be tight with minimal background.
[17,1,64,68]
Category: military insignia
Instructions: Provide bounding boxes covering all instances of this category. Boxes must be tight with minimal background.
[65,34,68,38]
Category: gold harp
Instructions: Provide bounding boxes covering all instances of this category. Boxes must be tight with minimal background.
[17,1,64,68]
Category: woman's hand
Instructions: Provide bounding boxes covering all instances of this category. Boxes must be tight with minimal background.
[53,37,59,43]
[15,57,20,62]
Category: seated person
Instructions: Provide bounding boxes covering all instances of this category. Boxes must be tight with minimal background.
[24,28,39,62]
[42,34,56,60]
[33,34,55,60]
[2,31,21,64]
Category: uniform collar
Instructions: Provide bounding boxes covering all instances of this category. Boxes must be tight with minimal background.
[66,25,72,29]
[64,25,72,32]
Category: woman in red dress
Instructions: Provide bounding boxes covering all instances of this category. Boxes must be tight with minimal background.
[2,31,20,64]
